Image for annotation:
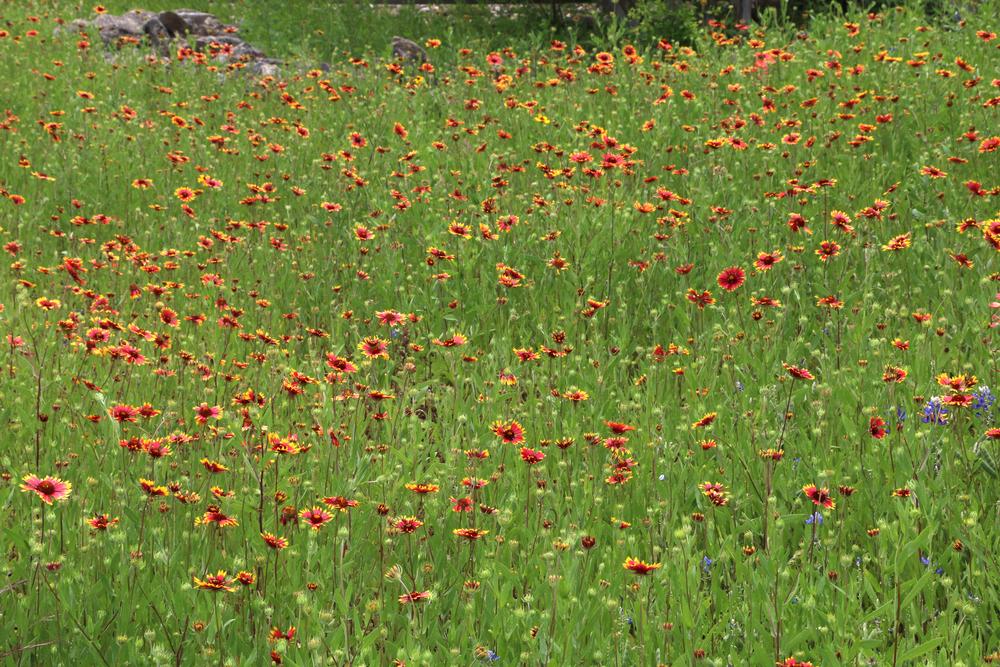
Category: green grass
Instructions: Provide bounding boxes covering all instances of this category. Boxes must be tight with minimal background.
[0,1,998,665]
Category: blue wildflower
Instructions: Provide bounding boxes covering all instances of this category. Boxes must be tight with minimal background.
[806,512,823,525]
[921,555,944,576]
[972,385,995,421]
[702,556,713,573]
[921,397,949,425]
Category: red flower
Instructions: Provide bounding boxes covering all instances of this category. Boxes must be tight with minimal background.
[490,419,525,445]
[453,527,489,541]
[450,496,473,512]
[716,266,746,291]
[391,516,423,533]
[193,403,222,425]
[605,421,636,434]
[261,532,289,550]
[399,591,431,604]
[519,447,545,465]
[193,571,235,592]
[755,250,784,271]
[321,496,359,512]
[783,363,814,380]
[109,404,139,423]
[86,513,119,531]
[21,475,72,505]
[686,288,716,309]
[623,557,661,575]
[358,336,390,360]
[404,482,439,494]
[802,484,836,509]
[299,507,333,530]
[869,416,887,439]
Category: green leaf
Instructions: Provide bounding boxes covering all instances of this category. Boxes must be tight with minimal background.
[898,636,943,662]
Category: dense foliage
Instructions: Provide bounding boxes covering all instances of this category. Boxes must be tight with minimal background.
[0,1,998,665]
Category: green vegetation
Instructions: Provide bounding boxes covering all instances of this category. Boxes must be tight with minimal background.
[0,1,998,665]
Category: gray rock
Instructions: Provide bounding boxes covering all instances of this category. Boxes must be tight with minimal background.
[93,10,156,45]
[172,10,234,36]
[391,36,427,64]
[158,11,191,37]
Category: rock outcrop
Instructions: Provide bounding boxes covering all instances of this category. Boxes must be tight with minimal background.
[61,8,282,77]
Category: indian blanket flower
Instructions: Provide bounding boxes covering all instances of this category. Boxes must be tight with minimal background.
[139,478,169,497]
[86,514,119,531]
[358,336,390,359]
[453,528,489,541]
[755,250,784,271]
[691,412,717,429]
[21,475,72,505]
[193,571,236,592]
[699,481,730,506]
[261,532,289,550]
[193,403,222,425]
[519,447,545,464]
[605,420,636,434]
[490,419,525,444]
[300,507,334,530]
[802,484,836,509]
[321,496,359,511]
[399,591,432,604]
[195,505,239,528]
[869,416,887,439]
[391,516,423,533]
[717,266,746,291]
[404,482,439,494]
[623,557,661,575]
[783,363,814,380]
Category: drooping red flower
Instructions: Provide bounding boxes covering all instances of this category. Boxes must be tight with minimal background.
[783,363,814,380]
[869,416,887,439]
[802,484,836,509]
[605,420,635,434]
[261,532,289,550]
[399,591,432,604]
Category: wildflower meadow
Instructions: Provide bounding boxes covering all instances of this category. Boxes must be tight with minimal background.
[0,1,998,665]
